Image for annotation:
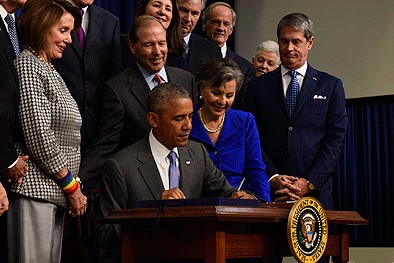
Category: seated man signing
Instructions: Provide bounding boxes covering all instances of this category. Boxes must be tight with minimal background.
[97,83,254,260]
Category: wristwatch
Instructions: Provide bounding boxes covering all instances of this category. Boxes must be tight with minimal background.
[307,180,316,192]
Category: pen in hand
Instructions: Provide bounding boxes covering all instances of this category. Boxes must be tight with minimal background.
[237,177,246,191]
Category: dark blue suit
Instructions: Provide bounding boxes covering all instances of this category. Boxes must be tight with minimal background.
[246,65,347,209]
[52,4,121,154]
[190,107,270,202]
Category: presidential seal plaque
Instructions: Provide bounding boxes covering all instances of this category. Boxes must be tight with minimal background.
[287,197,328,262]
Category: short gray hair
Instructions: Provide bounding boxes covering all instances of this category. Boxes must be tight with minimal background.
[177,0,207,10]
[196,58,243,96]
[147,83,190,114]
[202,2,236,27]
[254,40,280,65]
[277,13,314,41]
[201,0,207,10]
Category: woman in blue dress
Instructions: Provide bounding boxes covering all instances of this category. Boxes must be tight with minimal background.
[190,58,270,201]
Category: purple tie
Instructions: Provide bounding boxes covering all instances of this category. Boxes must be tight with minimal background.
[77,9,85,50]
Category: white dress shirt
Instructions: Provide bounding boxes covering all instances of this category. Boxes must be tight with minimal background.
[137,63,168,90]
[149,130,179,190]
[220,42,228,58]
[0,5,14,34]
[281,62,308,97]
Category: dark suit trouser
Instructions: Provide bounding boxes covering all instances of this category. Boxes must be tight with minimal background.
[0,212,8,263]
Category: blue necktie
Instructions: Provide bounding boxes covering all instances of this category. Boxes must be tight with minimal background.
[168,151,180,188]
[286,70,299,118]
[4,14,20,56]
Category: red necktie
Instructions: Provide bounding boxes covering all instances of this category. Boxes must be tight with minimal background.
[154,73,163,86]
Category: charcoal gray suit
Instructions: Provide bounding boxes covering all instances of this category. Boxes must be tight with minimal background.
[79,65,196,188]
[97,135,235,260]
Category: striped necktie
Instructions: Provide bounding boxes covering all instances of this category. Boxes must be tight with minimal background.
[154,73,163,86]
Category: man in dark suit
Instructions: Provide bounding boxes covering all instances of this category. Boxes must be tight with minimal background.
[53,0,121,155]
[246,13,347,212]
[0,1,28,261]
[202,2,254,109]
[79,16,196,190]
[0,0,26,56]
[0,1,28,185]
[177,0,221,75]
[97,83,254,262]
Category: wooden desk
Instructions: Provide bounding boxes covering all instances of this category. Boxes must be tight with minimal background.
[104,205,368,263]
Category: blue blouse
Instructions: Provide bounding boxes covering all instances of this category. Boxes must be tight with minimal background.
[190,106,270,202]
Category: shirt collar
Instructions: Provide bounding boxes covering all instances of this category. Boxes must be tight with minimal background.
[0,5,11,21]
[149,130,179,164]
[221,42,227,58]
[281,62,308,77]
[137,62,168,84]
[183,33,191,46]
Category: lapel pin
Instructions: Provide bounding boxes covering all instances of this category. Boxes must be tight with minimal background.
[186,160,191,165]
[312,77,317,81]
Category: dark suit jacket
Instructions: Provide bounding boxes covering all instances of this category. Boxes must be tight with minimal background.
[97,136,235,251]
[226,47,254,110]
[79,65,196,187]
[246,65,348,209]
[0,16,19,60]
[186,33,222,75]
[52,4,121,153]
[0,26,19,170]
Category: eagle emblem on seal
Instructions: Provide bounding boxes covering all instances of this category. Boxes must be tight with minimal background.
[300,212,317,249]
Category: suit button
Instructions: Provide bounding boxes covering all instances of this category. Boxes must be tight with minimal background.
[284,151,288,155]
[288,126,293,131]
[214,151,218,155]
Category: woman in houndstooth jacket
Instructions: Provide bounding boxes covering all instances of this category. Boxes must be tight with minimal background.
[6,0,87,262]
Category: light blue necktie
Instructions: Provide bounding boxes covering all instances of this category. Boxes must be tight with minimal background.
[168,151,180,188]
[4,14,20,56]
[286,70,299,118]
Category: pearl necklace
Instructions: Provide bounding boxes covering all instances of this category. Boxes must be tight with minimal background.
[198,108,226,133]
[27,47,54,70]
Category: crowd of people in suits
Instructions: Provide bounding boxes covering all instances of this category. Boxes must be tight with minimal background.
[0,0,347,262]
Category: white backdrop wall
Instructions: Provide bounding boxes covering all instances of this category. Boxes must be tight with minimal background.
[235,0,394,99]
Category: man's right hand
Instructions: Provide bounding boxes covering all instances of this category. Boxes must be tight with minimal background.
[2,155,28,184]
[270,175,301,201]
[161,188,186,199]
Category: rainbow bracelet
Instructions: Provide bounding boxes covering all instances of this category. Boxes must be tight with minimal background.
[56,170,78,195]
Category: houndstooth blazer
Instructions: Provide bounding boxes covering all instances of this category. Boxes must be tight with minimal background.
[11,50,82,207]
